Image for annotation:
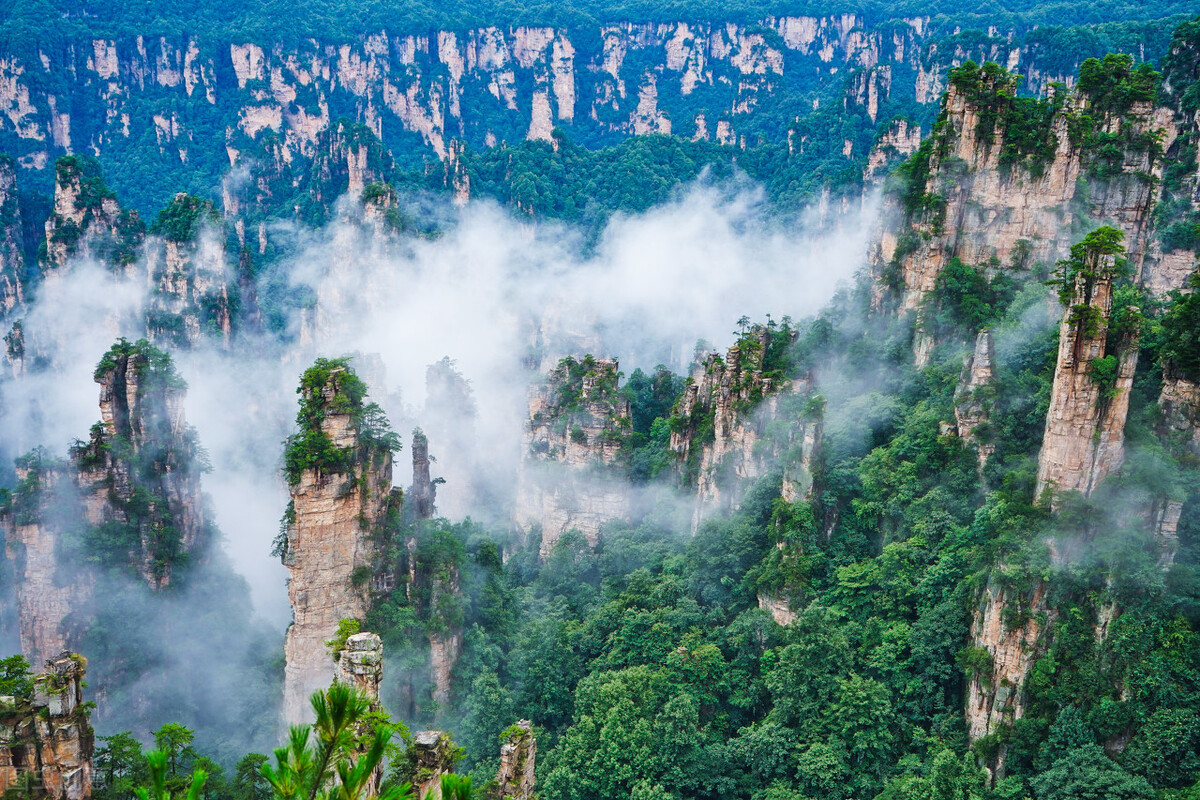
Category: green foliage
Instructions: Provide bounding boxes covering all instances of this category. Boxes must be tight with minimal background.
[927,258,1017,337]
[1160,273,1200,382]
[325,618,361,660]
[1077,53,1161,114]
[261,684,413,800]
[134,750,207,800]
[0,654,33,700]
[283,357,400,485]
[151,195,220,243]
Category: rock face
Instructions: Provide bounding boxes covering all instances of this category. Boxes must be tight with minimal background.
[76,340,208,587]
[42,157,140,274]
[0,156,25,316]
[410,430,436,520]
[334,633,384,797]
[4,339,207,663]
[965,582,1048,778]
[864,117,922,184]
[0,653,94,800]
[514,356,631,557]
[144,195,231,348]
[2,460,93,666]
[670,326,820,529]
[1035,245,1141,502]
[411,731,456,800]
[492,721,536,800]
[280,365,397,724]
[869,64,1173,362]
[0,19,1102,185]
[954,330,996,477]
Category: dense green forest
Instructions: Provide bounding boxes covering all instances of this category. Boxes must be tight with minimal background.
[0,9,1198,800]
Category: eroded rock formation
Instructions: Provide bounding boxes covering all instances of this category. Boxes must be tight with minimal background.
[869,64,1173,363]
[4,339,207,663]
[280,363,398,724]
[411,731,456,800]
[492,722,536,800]
[954,330,996,477]
[515,356,631,557]
[1035,242,1141,502]
[42,157,140,274]
[965,582,1049,779]
[670,325,820,529]
[0,156,25,316]
[0,653,94,800]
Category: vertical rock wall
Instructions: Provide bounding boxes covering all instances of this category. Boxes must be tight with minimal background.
[492,722,536,800]
[1035,249,1140,501]
[0,653,94,800]
[0,157,25,317]
[514,356,631,557]
[670,326,820,529]
[281,366,396,724]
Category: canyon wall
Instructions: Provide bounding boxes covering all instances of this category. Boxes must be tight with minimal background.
[3,339,207,664]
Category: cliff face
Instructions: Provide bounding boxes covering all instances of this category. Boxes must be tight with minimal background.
[1035,242,1141,502]
[2,462,93,666]
[0,653,94,800]
[965,582,1048,778]
[144,195,232,347]
[670,326,820,529]
[954,330,996,477]
[4,339,206,664]
[76,339,208,587]
[42,158,140,274]
[280,364,397,724]
[334,632,384,796]
[0,157,25,316]
[492,721,536,800]
[0,17,1127,216]
[869,64,1173,363]
[514,356,631,557]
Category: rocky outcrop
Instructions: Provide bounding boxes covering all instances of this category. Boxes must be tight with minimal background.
[0,653,94,800]
[0,156,25,316]
[869,63,1172,363]
[864,117,921,184]
[966,582,1049,779]
[73,339,208,587]
[4,339,207,663]
[410,430,436,520]
[41,157,141,274]
[411,731,456,800]
[514,356,631,557]
[670,325,820,529]
[1035,239,1141,502]
[491,722,536,800]
[335,632,384,796]
[954,330,996,477]
[0,19,1152,216]
[144,195,231,348]
[2,460,93,666]
[280,363,398,724]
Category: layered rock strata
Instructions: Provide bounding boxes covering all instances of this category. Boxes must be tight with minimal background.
[670,326,820,529]
[0,652,94,800]
[1035,249,1141,501]
[0,157,25,316]
[514,356,631,557]
[280,366,396,724]
[954,330,996,477]
[492,721,536,800]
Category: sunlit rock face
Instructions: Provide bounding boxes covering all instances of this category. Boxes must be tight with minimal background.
[281,367,395,725]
